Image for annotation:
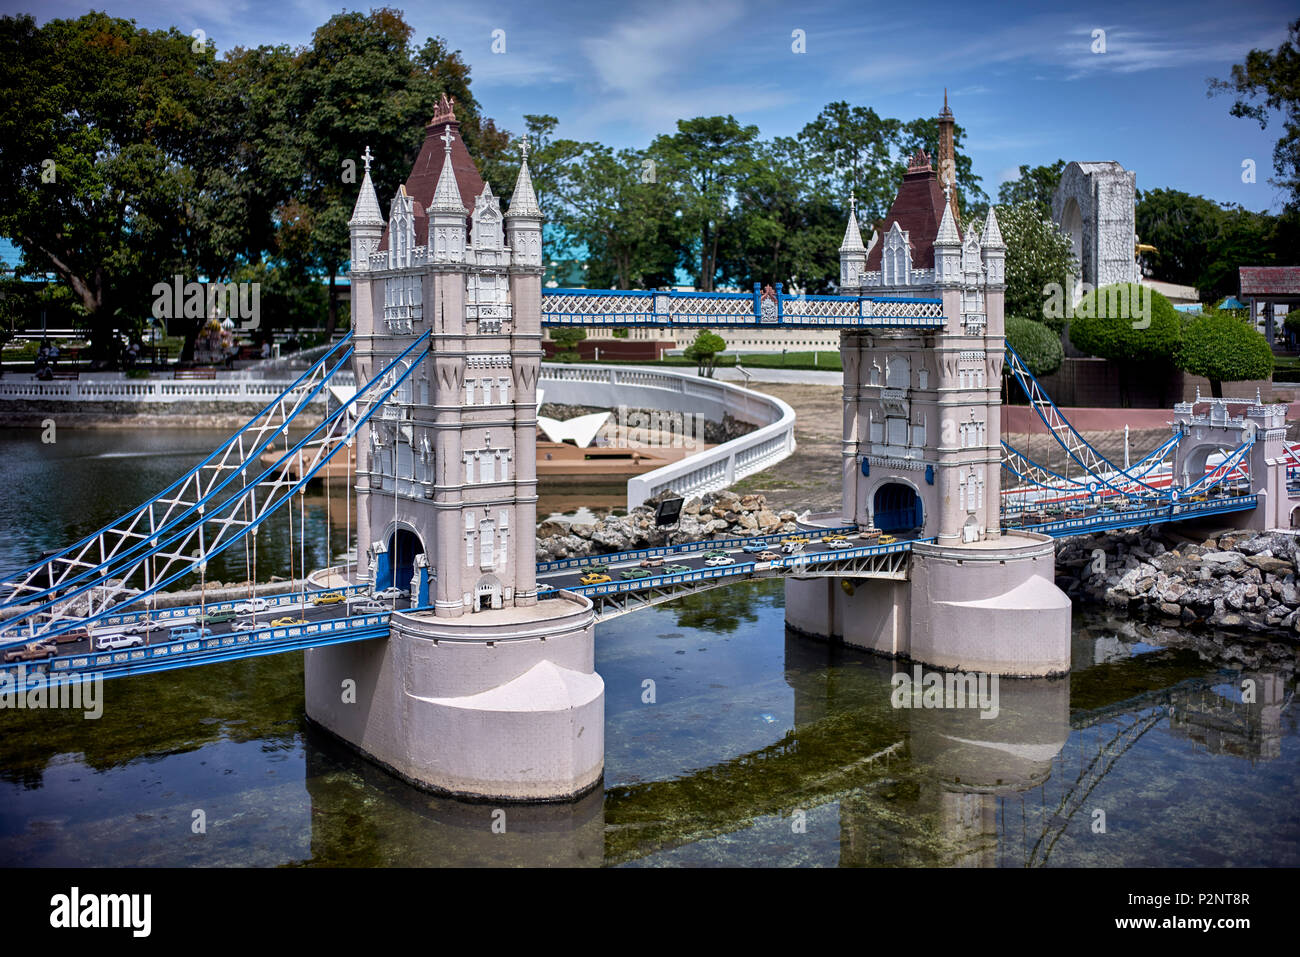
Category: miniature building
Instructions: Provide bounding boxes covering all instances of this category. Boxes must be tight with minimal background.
[347,94,544,616]
[837,134,1006,546]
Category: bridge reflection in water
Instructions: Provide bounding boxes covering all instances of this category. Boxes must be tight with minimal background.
[292,619,1290,867]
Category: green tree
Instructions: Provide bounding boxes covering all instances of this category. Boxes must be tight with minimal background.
[1175,312,1273,398]
[548,326,586,360]
[1068,283,1182,406]
[1004,315,1063,378]
[719,136,842,292]
[997,161,1065,218]
[1210,17,1300,209]
[0,12,222,362]
[555,144,681,289]
[683,330,727,378]
[996,202,1077,331]
[651,116,759,291]
[1134,188,1225,288]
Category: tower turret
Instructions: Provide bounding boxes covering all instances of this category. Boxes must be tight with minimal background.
[428,127,468,263]
[504,137,543,269]
[349,146,385,273]
[839,193,867,292]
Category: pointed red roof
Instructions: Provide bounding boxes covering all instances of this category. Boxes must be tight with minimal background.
[380,94,486,249]
[865,153,953,271]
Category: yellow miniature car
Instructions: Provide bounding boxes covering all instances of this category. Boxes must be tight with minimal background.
[271,617,308,627]
[579,573,612,585]
[311,591,345,605]
[878,534,897,545]
[781,536,810,545]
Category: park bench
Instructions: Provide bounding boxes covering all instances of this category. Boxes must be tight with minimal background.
[173,368,218,380]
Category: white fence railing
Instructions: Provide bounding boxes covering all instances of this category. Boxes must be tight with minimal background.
[0,377,325,405]
[538,363,796,509]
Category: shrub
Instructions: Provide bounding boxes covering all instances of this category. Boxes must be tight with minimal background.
[1004,315,1063,378]
[1175,313,1273,397]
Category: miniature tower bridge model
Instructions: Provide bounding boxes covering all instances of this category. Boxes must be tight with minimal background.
[305,97,604,800]
[6,96,1278,803]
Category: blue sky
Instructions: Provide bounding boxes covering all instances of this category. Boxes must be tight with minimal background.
[8,0,1297,211]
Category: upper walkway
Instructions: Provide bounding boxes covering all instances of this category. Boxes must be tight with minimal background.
[540,285,945,329]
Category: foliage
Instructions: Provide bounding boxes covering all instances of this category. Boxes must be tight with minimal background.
[548,327,586,349]
[997,161,1066,218]
[1068,283,1182,362]
[996,201,1077,331]
[683,330,727,378]
[1210,17,1300,209]
[1004,315,1063,378]
[1175,313,1273,397]
[649,116,760,291]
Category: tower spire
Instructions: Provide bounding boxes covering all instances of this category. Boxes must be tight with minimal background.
[506,136,541,219]
[937,89,959,225]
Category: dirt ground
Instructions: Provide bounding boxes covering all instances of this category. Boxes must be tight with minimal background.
[730,381,1194,513]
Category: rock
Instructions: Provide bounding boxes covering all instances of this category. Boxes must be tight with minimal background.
[537,520,570,539]
[1200,552,1247,574]
[683,497,702,516]
[570,523,595,539]
[757,509,781,531]
[739,494,763,511]
[778,511,798,522]
[1158,602,1181,618]
[738,512,759,531]
[1245,554,1292,575]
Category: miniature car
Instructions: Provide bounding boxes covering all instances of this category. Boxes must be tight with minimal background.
[169,625,214,641]
[758,551,782,561]
[270,617,308,627]
[781,536,810,545]
[230,619,263,632]
[373,587,409,600]
[579,572,611,585]
[195,611,235,626]
[857,528,881,541]
[122,620,165,637]
[703,549,730,559]
[311,591,345,605]
[781,540,806,554]
[620,568,653,580]
[639,557,665,568]
[662,564,691,574]
[235,598,269,614]
[878,534,897,545]
[741,541,769,553]
[3,642,56,663]
[704,555,734,566]
[96,632,145,651]
[346,599,386,615]
[821,537,850,548]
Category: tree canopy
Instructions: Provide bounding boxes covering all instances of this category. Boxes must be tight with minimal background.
[996,201,1076,331]
[1175,312,1274,397]
[1004,315,1063,378]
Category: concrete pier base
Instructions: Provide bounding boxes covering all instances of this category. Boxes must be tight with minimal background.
[785,532,1071,676]
[305,593,604,802]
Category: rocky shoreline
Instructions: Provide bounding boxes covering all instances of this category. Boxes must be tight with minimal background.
[1057,526,1300,639]
[536,490,801,562]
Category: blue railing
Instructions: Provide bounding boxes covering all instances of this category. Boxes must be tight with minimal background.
[540,284,946,328]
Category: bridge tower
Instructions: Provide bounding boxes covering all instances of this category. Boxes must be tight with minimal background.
[306,96,604,801]
[787,99,1071,676]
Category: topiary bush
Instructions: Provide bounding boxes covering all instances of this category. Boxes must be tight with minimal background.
[1004,315,1063,378]
[1067,283,1181,405]
[1175,313,1273,398]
